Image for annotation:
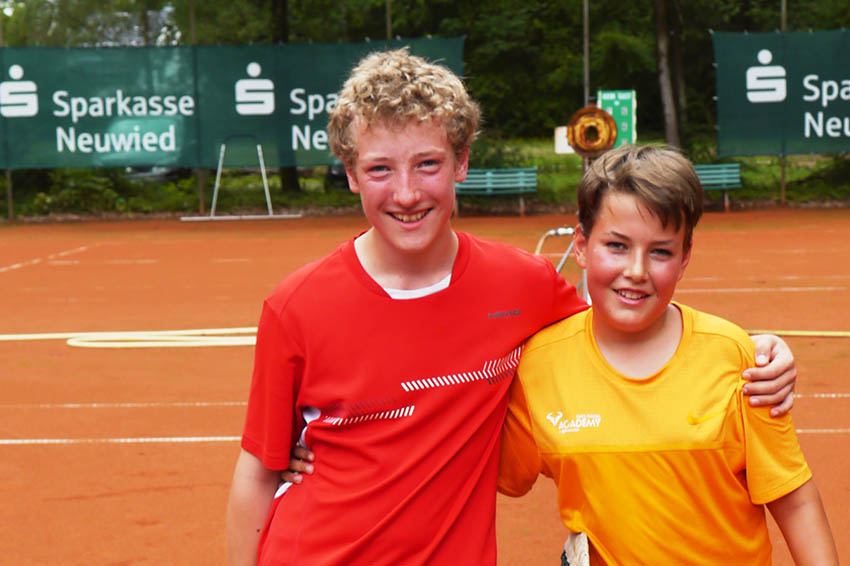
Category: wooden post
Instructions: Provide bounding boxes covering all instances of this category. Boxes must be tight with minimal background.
[583,0,589,107]
[6,170,13,221]
[779,0,787,206]
[189,0,205,214]
[0,12,10,221]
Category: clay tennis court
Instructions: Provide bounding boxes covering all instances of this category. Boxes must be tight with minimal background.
[1,207,847,565]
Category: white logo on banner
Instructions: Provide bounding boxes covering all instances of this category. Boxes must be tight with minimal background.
[0,65,39,117]
[746,49,786,103]
[235,62,275,116]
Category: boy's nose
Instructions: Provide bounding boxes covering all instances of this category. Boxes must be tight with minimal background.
[393,173,420,207]
[624,252,649,281]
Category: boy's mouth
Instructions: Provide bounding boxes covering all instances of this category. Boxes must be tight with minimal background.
[391,210,429,223]
[616,289,650,300]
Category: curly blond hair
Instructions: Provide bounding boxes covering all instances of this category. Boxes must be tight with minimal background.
[328,48,480,169]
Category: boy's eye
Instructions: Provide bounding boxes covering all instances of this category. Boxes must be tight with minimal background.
[651,248,674,257]
[605,241,626,251]
[419,159,440,169]
[368,165,389,174]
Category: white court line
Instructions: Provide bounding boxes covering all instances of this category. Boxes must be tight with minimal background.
[797,393,850,399]
[1,396,843,410]
[0,327,258,348]
[0,436,240,446]
[687,275,850,282]
[676,286,846,294]
[4,430,848,446]
[2,397,843,410]
[0,244,93,274]
[794,393,850,399]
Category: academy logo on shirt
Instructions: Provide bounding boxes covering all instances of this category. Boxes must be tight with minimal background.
[546,411,601,434]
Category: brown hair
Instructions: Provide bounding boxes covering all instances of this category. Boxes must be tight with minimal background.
[328,48,480,169]
[576,144,704,251]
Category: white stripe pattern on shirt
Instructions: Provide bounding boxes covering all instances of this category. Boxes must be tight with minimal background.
[399,345,524,392]
[322,404,416,426]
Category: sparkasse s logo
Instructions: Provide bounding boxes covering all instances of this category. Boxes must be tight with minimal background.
[746,49,786,103]
[0,65,38,117]
[235,62,275,116]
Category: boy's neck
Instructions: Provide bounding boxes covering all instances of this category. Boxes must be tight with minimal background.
[354,228,459,290]
[592,303,684,379]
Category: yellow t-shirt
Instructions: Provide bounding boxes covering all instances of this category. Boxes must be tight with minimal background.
[499,303,811,565]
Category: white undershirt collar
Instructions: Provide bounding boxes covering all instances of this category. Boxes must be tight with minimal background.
[382,272,451,300]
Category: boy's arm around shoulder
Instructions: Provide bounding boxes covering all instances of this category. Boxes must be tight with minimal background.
[744,334,797,417]
[767,478,839,565]
[498,371,544,497]
[226,449,283,566]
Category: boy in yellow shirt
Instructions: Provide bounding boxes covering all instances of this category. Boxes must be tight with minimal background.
[498,144,838,565]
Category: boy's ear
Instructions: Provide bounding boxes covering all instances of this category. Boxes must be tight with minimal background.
[454,148,470,182]
[346,168,360,195]
[573,224,588,269]
[678,237,693,281]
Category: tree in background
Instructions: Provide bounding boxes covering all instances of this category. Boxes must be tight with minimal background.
[3,0,850,156]
[654,0,679,147]
[1,0,175,46]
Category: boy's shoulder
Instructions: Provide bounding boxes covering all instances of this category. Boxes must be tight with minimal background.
[264,239,352,312]
[460,231,555,274]
[679,303,754,356]
[524,308,589,352]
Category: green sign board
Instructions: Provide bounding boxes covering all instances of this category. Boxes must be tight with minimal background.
[713,29,850,157]
[597,90,636,149]
[0,37,464,169]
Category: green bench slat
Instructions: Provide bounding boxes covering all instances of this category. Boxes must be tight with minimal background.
[456,167,538,195]
[693,163,740,212]
[693,163,742,190]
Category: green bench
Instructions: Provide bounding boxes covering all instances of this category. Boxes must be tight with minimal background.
[694,163,741,212]
[455,167,538,216]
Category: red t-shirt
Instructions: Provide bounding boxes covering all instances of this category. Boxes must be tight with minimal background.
[242,231,586,565]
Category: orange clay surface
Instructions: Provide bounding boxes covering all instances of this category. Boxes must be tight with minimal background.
[1,208,847,565]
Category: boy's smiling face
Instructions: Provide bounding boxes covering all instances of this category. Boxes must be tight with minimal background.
[345,118,468,266]
[575,191,691,342]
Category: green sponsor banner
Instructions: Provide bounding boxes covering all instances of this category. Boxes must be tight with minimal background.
[713,30,850,157]
[0,37,463,169]
[596,89,636,149]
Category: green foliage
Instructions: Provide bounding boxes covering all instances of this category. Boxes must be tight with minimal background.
[27,169,118,214]
[468,137,524,169]
[734,154,850,204]
[3,145,849,219]
[7,166,361,218]
[16,168,193,215]
[505,139,583,204]
[1,0,172,47]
